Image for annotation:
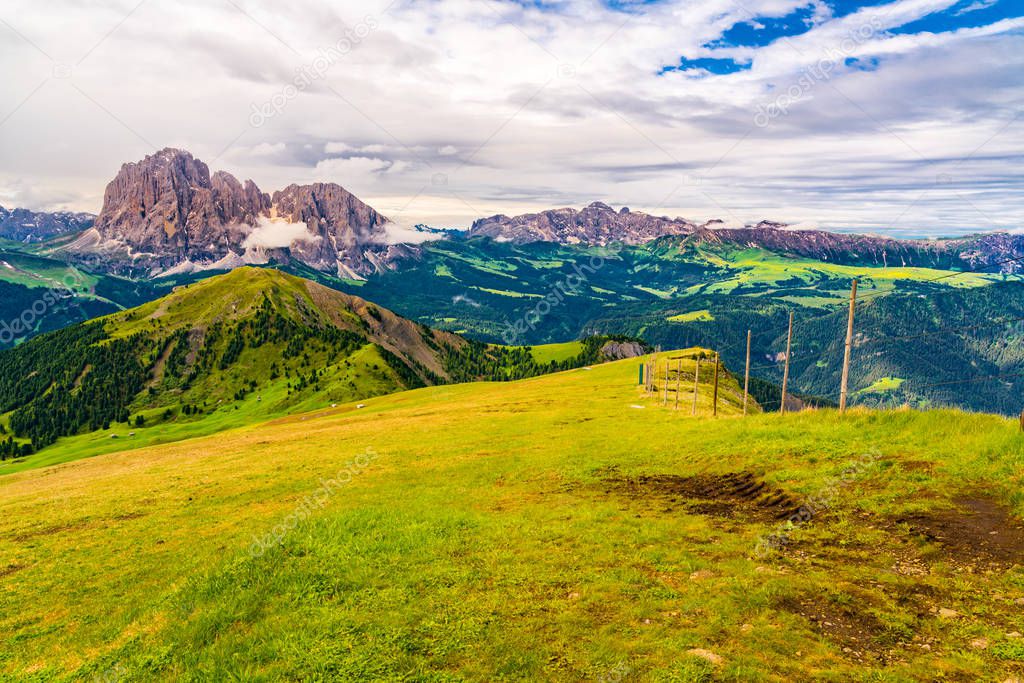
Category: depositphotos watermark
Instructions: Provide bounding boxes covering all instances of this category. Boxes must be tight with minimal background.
[250,16,379,127]
[0,268,87,345]
[754,16,882,128]
[754,449,880,556]
[500,242,624,345]
[248,447,379,558]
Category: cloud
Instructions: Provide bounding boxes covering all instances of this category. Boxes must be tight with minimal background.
[956,0,999,15]
[377,218,445,245]
[242,216,320,250]
[0,0,1021,237]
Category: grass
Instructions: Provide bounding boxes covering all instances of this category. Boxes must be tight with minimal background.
[857,376,906,395]
[529,340,585,364]
[666,309,715,323]
[0,250,104,296]
[1,355,1023,680]
[686,247,1010,296]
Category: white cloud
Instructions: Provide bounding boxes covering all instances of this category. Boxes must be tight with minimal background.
[242,216,320,250]
[0,0,1019,237]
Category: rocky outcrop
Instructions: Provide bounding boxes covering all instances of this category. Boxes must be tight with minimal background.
[75,148,393,277]
[270,183,390,277]
[599,340,647,360]
[0,206,95,242]
[469,201,697,246]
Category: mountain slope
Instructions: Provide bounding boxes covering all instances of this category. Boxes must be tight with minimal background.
[0,268,466,459]
[469,201,698,245]
[0,267,642,466]
[1,356,1022,680]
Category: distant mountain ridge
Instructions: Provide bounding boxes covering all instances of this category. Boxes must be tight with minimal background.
[469,203,1024,273]
[469,201,698,246]
[0,205,95,243]
[62,148,393,278]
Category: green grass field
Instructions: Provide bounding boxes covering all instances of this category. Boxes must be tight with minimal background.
[529,341,586,364]
[1,354,1023,680]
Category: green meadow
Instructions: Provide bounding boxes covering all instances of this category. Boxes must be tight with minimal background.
[1,354,1022,681]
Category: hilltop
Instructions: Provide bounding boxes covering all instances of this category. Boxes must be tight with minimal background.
[0,267,639,470]
[1,356,1022,680]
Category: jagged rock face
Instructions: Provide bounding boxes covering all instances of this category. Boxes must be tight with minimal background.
[0,206,95,242]
[93,149,268,265]
[271,183,390,277]
[469,201,697,246]
[82,148,391,277]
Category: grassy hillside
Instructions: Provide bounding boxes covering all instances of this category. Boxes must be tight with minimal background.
[348,237,1013,343]
[596,281,1024,415]
[0,247,193,349]
[1,355,1022,681]
[0,268,643,473]
[336,236,1024,414]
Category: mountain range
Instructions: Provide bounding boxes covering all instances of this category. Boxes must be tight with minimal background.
[8,147,1024,279]
[0,205,95,243]
[4,147,1024,415]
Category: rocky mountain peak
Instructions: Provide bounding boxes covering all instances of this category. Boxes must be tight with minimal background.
[76,149,393,278]
[468,202,697,246]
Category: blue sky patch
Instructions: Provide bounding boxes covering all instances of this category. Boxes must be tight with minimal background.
[707,4,818,48]
[845,56,880,70]
[660,56,750,75]
[890,0,1022,35]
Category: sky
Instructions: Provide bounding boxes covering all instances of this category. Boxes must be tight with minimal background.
[0,0,1021,237]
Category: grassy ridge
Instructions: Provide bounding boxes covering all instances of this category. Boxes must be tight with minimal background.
[1,356,1022,680]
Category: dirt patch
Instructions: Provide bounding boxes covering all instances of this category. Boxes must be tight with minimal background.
[894,496,1024,567]
[775,593,902,661]
[0,563,26,578]
[10,518,93,543]
[604,471,803,522]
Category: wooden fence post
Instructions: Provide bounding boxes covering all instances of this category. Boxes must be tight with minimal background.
[712,352,720,417]
[781,311,793,415]
[743,329,751,416]
[839,279,858,413]
[674,359,681,410]
[663,360,669,405]
[692,356,701,416]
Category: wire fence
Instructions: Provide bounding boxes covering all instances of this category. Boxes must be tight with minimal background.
[635,257,1024,419]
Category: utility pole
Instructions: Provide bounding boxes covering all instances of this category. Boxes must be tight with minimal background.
[692,356,701,415]
[780,312,793,415]
[712,352,720,417]
[743,329,751,416]
[839,279,858,413]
